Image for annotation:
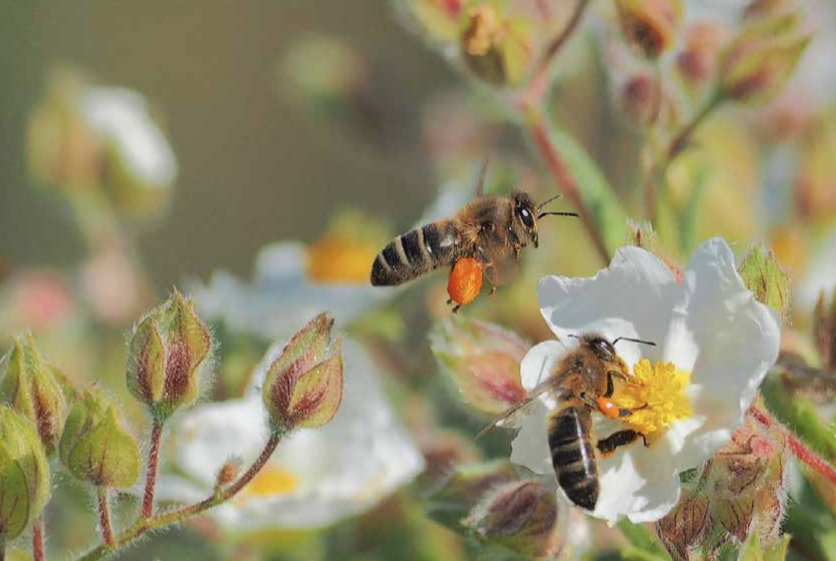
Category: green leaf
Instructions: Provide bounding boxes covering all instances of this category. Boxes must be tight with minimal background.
[551,130,630,257]
[762,375,836,462]
[617,520,670,561]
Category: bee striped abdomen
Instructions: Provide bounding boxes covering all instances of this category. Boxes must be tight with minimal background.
[548,406,599,511]
[370,222,457,286]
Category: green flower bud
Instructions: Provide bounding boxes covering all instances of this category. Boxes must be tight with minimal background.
[262,314,344,434]
[717,15,811,105]
[738,245,790,321]
[59,387,140,488]
[614,0,683,59]
[430,316,528,415]
[0,334,69,455]
[0,407,50,542]
[464,478,566,559]
[127,290,212,421]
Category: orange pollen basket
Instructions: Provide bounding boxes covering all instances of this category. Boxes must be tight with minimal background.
[597,397,621,420]
[447,257,484,306]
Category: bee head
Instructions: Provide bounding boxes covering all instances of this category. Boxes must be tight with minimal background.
[512,190,539,248]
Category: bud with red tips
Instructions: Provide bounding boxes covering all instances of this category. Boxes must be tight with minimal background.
[430,316,528,415]
[261,313,344,434]
[126,289,212,421]
[613,0,683,59]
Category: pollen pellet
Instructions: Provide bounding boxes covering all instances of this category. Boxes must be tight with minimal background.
[447,257,483,307]
[596,397,621,420]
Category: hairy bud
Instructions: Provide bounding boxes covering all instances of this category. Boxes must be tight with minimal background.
[717,14,811,104]
[127,290,212,421]
[738,245,790,321]
[59,387,140,488]
[614,0,683,59]
[0,334,69,455]
[0,407,50,541]
[216,458,241,489]
[430,316,528,415]
[262,313,344,434]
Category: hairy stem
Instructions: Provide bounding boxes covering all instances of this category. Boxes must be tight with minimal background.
[75,431,282,561]
[142,420,164,519]
[750,405,836,487]
[644,91,726,225]
[527,112,611,264]
[33,516,45,561]
[97,487,115,548]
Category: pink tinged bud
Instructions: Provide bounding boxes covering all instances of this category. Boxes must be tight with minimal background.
[676,23,727,88]
[262,314,344,434]
[126,290,212,420]
[620,74,664,127]
[464,479,565,559]
[430,317,528,415]
[216,458,241,488]
[718,15,811,104]
[0,334,69,456]
[614,0,683,59]
[656,490,712,561]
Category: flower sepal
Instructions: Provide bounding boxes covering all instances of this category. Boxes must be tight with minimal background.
[738,245,790,321]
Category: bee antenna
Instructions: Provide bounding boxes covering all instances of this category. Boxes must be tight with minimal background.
[612,337,657,347]
[536,194,562,212]
[538,211,579,219]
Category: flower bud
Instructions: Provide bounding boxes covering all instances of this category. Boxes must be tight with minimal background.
[0,407,51,542]
[59,387,140,488]
[126,290,212,421]
[216,458,241,489]
[262,313,344,434]
[0,334,69,455]
[461,5,533,87]
[427,460,519,530]
[430,316,528,415]
[738,245,790,321]
[464,478,566,559]
[676,23,727,90]
[614,0,683,59]
[717,14,811,104]
[619,74,664,127]
[656,490,712,561]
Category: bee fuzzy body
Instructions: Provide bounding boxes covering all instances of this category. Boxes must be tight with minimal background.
[548,405,599,510]
[370,221,460,286]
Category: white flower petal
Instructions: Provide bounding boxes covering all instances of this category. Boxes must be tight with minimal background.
[158,339,424,530]
[538,246,680,366]
[193,242,395,340]
[80,87,178,187]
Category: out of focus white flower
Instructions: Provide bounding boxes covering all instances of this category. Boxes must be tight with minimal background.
[510,238,781,524]
[797,226,836,312]
[156,339,424,530]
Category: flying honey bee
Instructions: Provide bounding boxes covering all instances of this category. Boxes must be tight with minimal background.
[478,333,655,511]
[369,168,577,311]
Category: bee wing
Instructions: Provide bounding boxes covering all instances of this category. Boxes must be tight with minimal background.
[474,374,566,441]
[474,157,490,197]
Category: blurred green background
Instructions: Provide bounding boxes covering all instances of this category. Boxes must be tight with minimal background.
[0,1,456,288]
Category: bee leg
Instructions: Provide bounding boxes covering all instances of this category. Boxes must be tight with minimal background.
[507,227,523,260]
[452,303,462,313]
[596,429,646,457]
[475,246,500,296]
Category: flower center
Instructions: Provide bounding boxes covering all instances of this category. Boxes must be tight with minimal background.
[305,234,378,284]
[611,359,692,437]
[236,465,298,502]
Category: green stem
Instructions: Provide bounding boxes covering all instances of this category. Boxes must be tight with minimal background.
[141,420,164,519]
[644,91,726,225]
[526,110,611,265]
[75,431,282,561]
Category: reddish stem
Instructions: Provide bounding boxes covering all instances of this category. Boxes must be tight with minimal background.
[97,488,115,548]
[33,516,44,561]
[749,406,836,487]
[142,420,164,519]
[528,117,611,265]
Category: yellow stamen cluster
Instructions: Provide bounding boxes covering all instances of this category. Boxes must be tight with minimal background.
[614,359,692,436]
[306,234,379,284]
[236,466,298,503]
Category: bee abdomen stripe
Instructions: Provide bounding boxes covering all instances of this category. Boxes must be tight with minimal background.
[552,442,592,467]
[564,479,599,510]
[401,229,427,265]
[558,466,592,489]
[382,243,403,269]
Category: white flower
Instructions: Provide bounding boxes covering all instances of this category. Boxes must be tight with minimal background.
[797,225,836,312]
[156,338,424,531]
[193,242,396,340]
[510,238,781,524]
[79,87,178,188]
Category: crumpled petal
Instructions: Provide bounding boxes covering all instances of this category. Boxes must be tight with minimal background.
[157,339,424,530]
